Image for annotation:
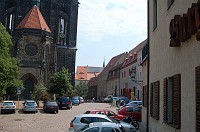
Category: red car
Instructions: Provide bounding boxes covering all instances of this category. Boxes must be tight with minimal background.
[118,106,141,121]
[84,109,126,120]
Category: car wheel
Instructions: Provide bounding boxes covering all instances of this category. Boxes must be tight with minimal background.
[54,110,58,114]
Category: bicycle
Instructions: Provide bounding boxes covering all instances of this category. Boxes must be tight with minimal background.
[121,116,139,130]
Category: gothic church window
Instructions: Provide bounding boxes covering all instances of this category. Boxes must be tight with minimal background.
[59,17,66,45]
[5,13,14,32]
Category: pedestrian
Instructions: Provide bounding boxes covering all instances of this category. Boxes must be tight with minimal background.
[92,97,95,103]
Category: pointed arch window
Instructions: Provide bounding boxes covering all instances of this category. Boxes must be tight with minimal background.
[59,17,65,34]
[5,13,14,32]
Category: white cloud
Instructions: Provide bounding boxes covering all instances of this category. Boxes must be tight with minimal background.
[77,0,147,42]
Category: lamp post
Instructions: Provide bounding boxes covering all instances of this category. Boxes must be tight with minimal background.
[130,66,143,100]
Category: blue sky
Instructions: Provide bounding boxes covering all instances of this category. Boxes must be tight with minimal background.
[76,0,147,67]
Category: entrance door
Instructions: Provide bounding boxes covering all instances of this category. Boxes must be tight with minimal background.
[23,78,34,100]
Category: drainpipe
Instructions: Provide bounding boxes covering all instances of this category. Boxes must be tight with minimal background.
[146,0,150,131]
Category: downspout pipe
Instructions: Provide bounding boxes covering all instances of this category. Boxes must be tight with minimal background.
[146,0,150,131]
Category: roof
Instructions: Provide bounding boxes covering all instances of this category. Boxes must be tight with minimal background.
[99,53,125,76]
[87,77,98,87]
[75,114,108,118]
[16,5,51,32]
[122,39,147,68]
[75,66,103,81]
[86,109,114,112]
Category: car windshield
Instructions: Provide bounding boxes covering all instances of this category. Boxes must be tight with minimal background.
[47,102,57,105]
[3,102,13,105]
[72,97,79,100]
[26,102,36,106]
[59,98,69,101]
[84,111,90,114]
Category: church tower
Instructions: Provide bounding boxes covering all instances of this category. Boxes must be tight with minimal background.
[0,0,79,99]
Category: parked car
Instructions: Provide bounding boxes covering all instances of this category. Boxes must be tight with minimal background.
[57,97,72,110]
[118,106,141,122]
[119,96,130,106]
[43,100,59,114]
[72,122,126,132]
[69,114,136,132]
[79,97,84,103]
[84,109,126,120]
[120,100,142,109]
[103,95,113,103]
[1,101,16,114]
[71,96,80,105]
[22,100,38,113]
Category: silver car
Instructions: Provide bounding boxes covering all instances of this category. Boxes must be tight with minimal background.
[22,100,38,113]
[69,114,136,132]
[72,122,126,132]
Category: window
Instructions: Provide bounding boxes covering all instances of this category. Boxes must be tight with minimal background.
[95,117,109,122]
[167,0,174,9]
[80,117,92,124]
[150,81,159,120]
[59,17,65,34]
[101,127,114,132]
[126,107,133,112]
[163,74,181,129]
[85,127,100,132]
[153,0,157,30]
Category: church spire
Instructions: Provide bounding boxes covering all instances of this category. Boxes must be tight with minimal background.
[103,57,105,67]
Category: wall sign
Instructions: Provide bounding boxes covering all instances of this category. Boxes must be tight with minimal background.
[169,3,200,47]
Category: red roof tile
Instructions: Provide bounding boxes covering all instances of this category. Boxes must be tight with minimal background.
[75,66,103,81]
[16,5,51,32]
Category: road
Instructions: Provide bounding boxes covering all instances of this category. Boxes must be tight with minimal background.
[0,102,119,132]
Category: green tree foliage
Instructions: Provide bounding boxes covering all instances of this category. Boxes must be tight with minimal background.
[75,81,88,98]
[49,67,73,96]
[31,83,50,101]
[0,23,22,96]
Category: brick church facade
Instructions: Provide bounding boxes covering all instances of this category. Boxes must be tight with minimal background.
[0,0,79,99]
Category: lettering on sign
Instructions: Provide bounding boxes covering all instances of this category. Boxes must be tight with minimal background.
[169,3,200,47]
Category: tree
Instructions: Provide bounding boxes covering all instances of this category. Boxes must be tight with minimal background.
[0,23,22,96]
[75,81,88,98]
[31,83,50,101]
[49,67,73,96]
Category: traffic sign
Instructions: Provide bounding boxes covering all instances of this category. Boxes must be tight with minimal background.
[17,86,21,94]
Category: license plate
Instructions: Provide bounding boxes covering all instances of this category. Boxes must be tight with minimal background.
[62,103,65,104]
[62,107,66,108]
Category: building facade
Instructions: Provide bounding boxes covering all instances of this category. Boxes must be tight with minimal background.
[0,0,79,99]
[120,40,146,100]
[144,0,200,131]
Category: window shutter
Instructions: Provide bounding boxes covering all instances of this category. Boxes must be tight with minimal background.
[163,78,167,123]
[143,86,145,106]
[143,86,147,107]
[196,66,200,132]
[172,74,181,129]
[150,83,153,117]
[155,81,160,120]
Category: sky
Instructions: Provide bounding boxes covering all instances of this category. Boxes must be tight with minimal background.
[76,0,147,68]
